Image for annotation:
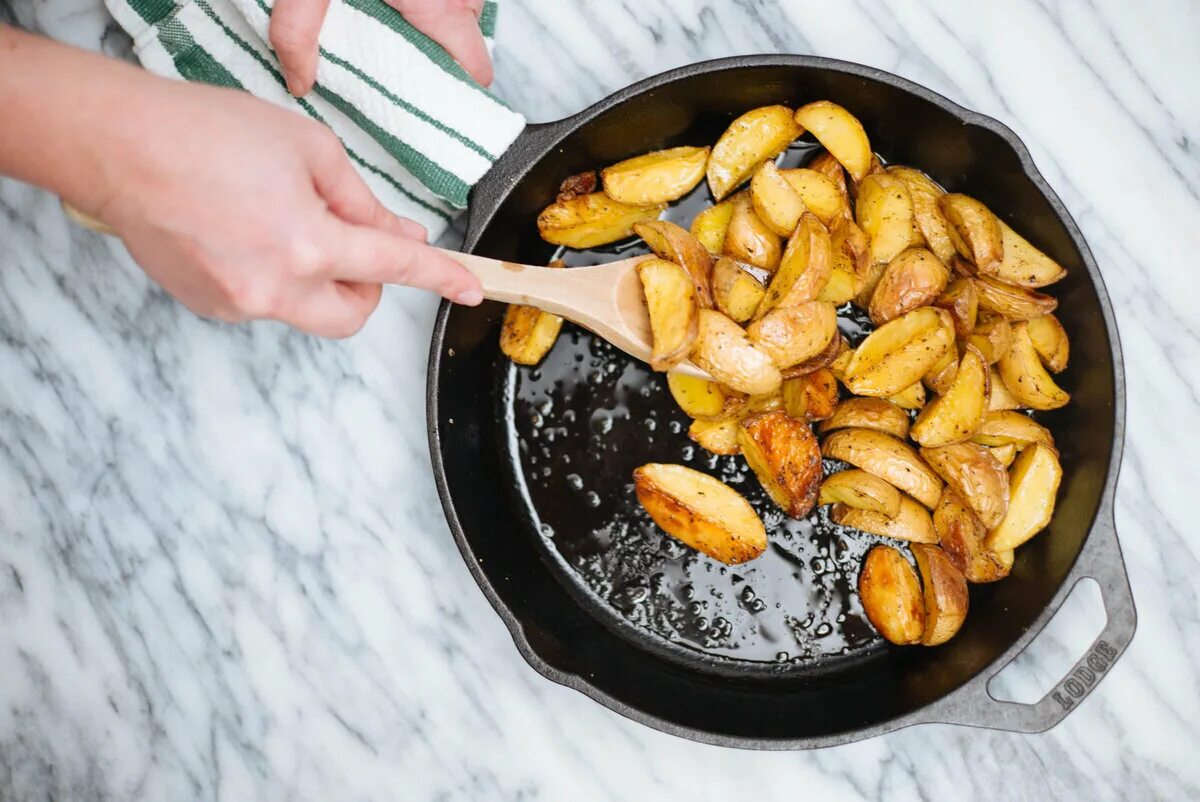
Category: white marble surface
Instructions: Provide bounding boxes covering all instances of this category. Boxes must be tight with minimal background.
[2,0,1199,799]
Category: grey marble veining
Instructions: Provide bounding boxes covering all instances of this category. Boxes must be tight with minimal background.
[2,1,1199,799]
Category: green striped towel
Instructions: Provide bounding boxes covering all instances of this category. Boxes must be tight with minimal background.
[103,0,525,237]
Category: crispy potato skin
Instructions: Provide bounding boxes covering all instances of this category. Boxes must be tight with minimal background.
[692,309,782,396]
[602,146,710,205]
[818,397,911,439]
[794,101,873,181]
[537,192,664,248]
[738,411,823,518]
[986,443,1063,551]
[637,257,699,370]
[920,442,1010,529]
[974,276,1059,320]
[998,322,1070,410]
[723,192,783,271]
[557,170,597,201]
[843,307,955,397]
[634,220,715,309]
[869,248,951,325]
[933,489,1013,582]
[934,276,979,340]
[782,368,839,421]
[820,469,902,517]
[970,410,1055,449]
[832,494,937,543]
[923,346,958,395]
[939,194,1003,275]
[858,545,926,645]
[911,544,969,646]
[781,331,846,378]
[821,428,943,508]
[746,301,839,369]
[857,173,919,266]
[707,105,801,200]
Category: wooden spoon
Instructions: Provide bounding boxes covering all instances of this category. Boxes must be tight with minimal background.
[62,202,709,378]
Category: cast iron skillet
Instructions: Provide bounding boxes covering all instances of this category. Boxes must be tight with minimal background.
[427,55,1135,749]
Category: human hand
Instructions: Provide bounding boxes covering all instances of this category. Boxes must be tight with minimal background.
[271,0,493,97]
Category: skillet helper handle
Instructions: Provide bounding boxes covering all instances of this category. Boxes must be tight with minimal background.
[930,511,1136,733]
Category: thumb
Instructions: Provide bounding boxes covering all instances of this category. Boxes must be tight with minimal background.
[326,220,483,304]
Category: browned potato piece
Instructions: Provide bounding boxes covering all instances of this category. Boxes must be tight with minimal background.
[692,309,782,396]
[707,105,801,200]
[988,367,1022,411]
[807,150,849,198]
[971,410,1055,450]
[723,192,782,271]
[852,261,887,310]
[923,347,958,396]
[1026,314,1069,373]
[828,347,854,383]
[754,213,833,318]
[969,315,1014,364]
[995,221,1067,287]
[602,146,710,205]
[634,220,714,309]
[822,428,943,508]
[537,192,664,248]
[856,173,919,266]
[638,257,698,370]
[667,372,727,418]
[820,469,902,517]
[710,257,766,323]
[938,194,1003,275]
[869,248,951,325]
[746,301,839,369]
[833,495,937,543]
[738,411,823,518]
[934,277,979,340]
[781,331,846,378]
[751,161,807,236]
[556,170,597,201]
[500,302,563,366]
[818,397,910,439]
[782,368,839,421]
[688,417,741,456]
[888,166,956,264]
[633,463,766,564]
[990,443,1018,468]
[794,101,873,181]
[888,381,927,411]
[975,276,1059,321]
[690,198,736,254]
[843,307,955,397]
[998,322,1071,410]
[858,545,926,645]
[933,489,1013,582]
[779,168,852,226]
[819,217,870,303]
[911,544,969,645]
[920,442,1010,529]
[986,443,1063,551]
[912,348,990,447]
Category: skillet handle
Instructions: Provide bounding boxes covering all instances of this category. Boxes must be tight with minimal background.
[926,510,1136,733]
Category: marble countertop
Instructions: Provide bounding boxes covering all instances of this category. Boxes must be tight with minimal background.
[3,0,1199,799]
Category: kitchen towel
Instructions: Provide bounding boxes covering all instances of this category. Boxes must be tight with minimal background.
[103,0,526,237]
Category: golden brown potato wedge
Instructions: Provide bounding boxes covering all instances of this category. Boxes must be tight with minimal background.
[974,276,1058,320]
[998,322,1071,410]
[638,257,699,370]
[970,410,1055,450]
[888,166,957,264]
[923,346,958,396]
[707,105,801,200]
[852,261,887,310]
[556,170,597,201]
[969,315,1014,364]
[690,197,736,254]
[738,411,823,518]
[1026,314,1069,373]
[633,463,766,564]
[692,309,782,396]
[781,331,846,378]
[537,192,664,248]
[856,173,919,266]
[819,217,870,303]
[990,443,1018,468]
[807,150,849,198]
[911,348,990,447]
[688,416,741,456]
[817,265,858,305]
[854,154,887,188]
[843,307,955,397]
[782,368,839,421]
[500,302,563,366]
[779,167,852,226]
[710,257,766,323]
[751,160,808,236]
[920,442,1010,529]
[602,146,710,205]
[858,545,926,645]
[995,221,1067,287]
[794,101,873,182]
[752,212,833,318]
[869,248,951,325]
[820,469,902,517]
[911,543,969,646]
[986,443,1063,551]
[634,220,714,309]
[888,381,928,411]
[723,192,782,271]
[829,347,854,383]
[667,372,727,418]
[746,301,839,369]
[934,277,979,340]
[833,494,937,544]
[818,397,910,439]
[821,428,943,508]
[988,367,1022,411]
[933,489,1013,583]
[938,193,1003,275]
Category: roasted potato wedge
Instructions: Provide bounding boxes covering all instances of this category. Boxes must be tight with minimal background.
[888,381,928,411]
[751,160,808,236]
[780,167,852,226]
[998,322,1071,410]
[986,443,1063,551]
[707,105,801,200]
[995,221,1067,287]
[638,257,699,370]
[794,101,872,181]
[819,218,870,303]
[807,149,849,198]
[970,410,1055,450]
[843,307,955,397]
[723,192,782,271]
[969,315,1013,365]
[751,213,833,321]
[852,261,887,310]
[974,276,1059,320]
[818,397,910,439]
[888,166,956,264]
[938,193,1003,275]
[710,257,766,323]
[688,416,741,456]
[858,545,926,645]
[933,489,1013,583]
[988,367,1022,411]
[782,368,839,421]
[869,248,951,325]
[781,331,846,378]
[934,277,979,340]
[819,469,902,517]
[556,170,597,201]
[690,197,736,254]
[1026,313,1069,373]
[912,348,989,447]
[738,411,822,518]
[856,173,919,266]
[537,192,664,248]
[822,428,943,508]
[634,220,714,309]
[920,442,1010,529]
[602,145,710,205]
[746,301,839,369]
[829,347,854,382]
[633,463,766,564]
[911,544,969,646]
[990,443,1018,468]
[834,494,936,544]
[667,372,727,418]
[692,309,782,396]
[923,346,958,396]
[500,301,564,366]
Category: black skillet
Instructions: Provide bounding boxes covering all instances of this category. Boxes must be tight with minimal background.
[427,55,1135,749]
